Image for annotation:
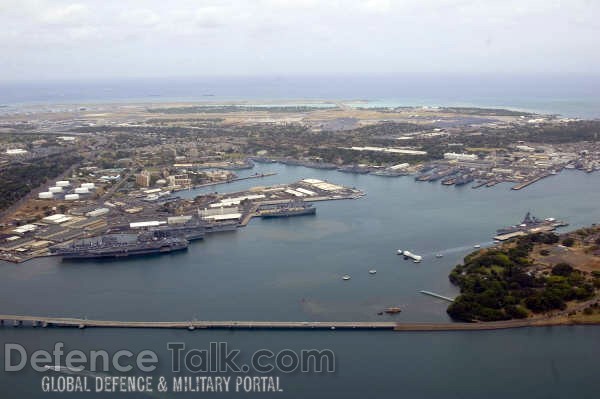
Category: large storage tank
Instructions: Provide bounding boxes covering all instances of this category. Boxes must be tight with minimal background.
[64,194,80,201]
[74,187,89,194]
[49,186,63,193]
[55,180,70,187]
[38,192,54,199]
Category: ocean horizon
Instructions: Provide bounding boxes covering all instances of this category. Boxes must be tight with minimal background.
[1,74,600,118]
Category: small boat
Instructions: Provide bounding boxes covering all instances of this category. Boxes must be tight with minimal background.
[384,307,402,314]
[493,240,500,244]
[436,254,443,258]
[342,274,351,281]
[473,244,481,249]
[369,269,377,275]
[397,249,404,255]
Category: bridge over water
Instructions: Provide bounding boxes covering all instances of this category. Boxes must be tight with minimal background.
[0,314,581,332]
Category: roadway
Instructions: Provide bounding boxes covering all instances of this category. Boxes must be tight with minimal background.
[1,314,596,332]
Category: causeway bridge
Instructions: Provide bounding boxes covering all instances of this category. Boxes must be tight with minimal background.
[0,314,587,332]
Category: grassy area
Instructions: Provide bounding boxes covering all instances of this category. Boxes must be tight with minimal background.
[569,313,600,323]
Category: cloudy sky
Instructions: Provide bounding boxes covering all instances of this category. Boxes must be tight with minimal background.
[1,0,599,81]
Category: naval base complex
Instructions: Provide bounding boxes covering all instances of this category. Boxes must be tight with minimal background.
[2,178,362,262]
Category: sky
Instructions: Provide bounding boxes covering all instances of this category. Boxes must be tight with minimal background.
[0,0,599,81]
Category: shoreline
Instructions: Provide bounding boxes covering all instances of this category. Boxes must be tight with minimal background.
[0,98,577,119]
[1,92,598,119]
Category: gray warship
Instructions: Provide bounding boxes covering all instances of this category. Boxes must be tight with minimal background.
[51,232,189,259]
[496,212,568,235]
[259,200,316,218]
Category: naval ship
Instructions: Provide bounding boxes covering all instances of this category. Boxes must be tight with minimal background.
[51,232,188,259]
[203,219,239,233]
[111,214,238,238]
[259,200,316,218]
[150,218,206,241]
[454,174,475,186]
[496,212,568,235]
[372,169,409,177]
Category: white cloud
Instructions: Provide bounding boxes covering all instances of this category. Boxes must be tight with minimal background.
[194,6,227,28]
[260,0,323,9]
[119,8,161,27]
[0,0,598,80]
[362,0,392,13]
[38,3,89,25]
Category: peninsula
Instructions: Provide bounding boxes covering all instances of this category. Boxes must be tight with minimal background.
[448,228,600,323]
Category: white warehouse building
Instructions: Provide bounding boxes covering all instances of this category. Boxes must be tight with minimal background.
[444,152,478,161]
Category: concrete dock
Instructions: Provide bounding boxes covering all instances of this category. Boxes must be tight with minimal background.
[511,173,551,190]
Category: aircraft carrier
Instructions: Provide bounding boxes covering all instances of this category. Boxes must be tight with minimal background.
[51,232,189,259]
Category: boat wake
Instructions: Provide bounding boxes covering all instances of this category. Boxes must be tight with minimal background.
[423,242,494,259]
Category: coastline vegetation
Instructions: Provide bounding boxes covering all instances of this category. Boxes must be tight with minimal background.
[447,232,598,322]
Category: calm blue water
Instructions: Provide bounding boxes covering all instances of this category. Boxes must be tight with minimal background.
[1,165,600,397]
[1,75,600,118]
[1,327,598,399]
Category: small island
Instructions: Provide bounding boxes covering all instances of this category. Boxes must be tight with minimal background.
[448,228,600,323]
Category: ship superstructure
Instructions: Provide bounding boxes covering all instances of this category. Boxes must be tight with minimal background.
[51,232,188,259]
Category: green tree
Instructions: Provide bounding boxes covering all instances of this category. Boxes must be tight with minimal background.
[552,262,574,277]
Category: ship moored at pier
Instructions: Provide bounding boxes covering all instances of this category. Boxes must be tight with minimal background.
[51,232,189,259]
[494,212,568,241]
[258,200,316,218]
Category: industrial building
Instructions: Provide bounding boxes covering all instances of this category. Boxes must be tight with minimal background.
[444,152,478,161]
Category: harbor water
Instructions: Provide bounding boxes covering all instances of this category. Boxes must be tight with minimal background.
[1,164,600,397]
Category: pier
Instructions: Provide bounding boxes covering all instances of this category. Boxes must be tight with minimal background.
[419,290,455,302]
[239,204,260,227]
[0,314,594,332]
[494,231,527,241]
[511,173,551,190]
